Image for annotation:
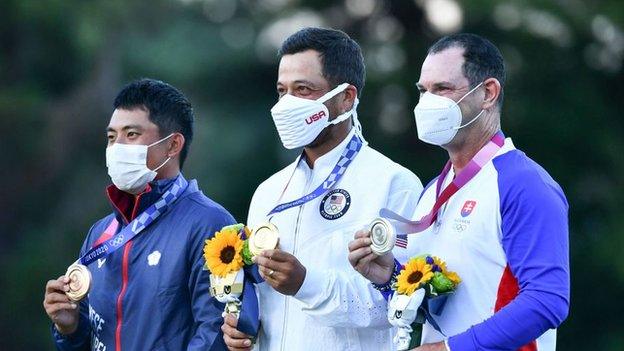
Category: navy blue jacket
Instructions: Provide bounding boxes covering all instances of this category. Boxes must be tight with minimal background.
[52,175,232,351]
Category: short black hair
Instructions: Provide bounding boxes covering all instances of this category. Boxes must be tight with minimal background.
[279,27,365,96]
[428,33,506,108]
[113,78,194,168]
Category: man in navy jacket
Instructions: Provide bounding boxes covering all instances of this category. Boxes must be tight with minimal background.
[43,78,233,350]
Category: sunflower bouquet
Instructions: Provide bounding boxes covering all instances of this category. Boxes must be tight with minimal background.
[388,255,461,351]
[203,223,252,317]
[203,222,279,334]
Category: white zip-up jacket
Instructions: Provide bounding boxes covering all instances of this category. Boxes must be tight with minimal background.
[247,130,423,351]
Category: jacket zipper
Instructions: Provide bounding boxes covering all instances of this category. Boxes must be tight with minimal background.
[279,175,310,351]
[114,195,142,351]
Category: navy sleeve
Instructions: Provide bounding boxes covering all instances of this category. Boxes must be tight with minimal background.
[186,206,236,351]
[449,152,570,350]
[52,217,112,351]
[51,299,91,351]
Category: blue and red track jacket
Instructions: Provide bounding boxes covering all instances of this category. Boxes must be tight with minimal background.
[52,175,233,351]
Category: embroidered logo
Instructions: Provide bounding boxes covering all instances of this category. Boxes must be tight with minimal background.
[97,258,106,268]
[460,200,477,217]
[319,189,351,220]
[147,251,162,266]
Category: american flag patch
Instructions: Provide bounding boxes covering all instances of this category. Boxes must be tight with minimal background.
[396,234,408,248]
[330,195,343,205]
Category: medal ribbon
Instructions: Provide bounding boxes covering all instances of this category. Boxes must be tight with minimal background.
[267,134,363,216]
[78,175,189,266]
[380,132,505,247]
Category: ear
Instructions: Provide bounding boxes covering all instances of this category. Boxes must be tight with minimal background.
[482,78,501,110]
[339,85,358,113]
[166,133,185,159]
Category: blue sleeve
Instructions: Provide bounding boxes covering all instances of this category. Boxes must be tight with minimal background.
[186,207,236,351]
[51,299,91,351]
[52,217,113,351]
[449,153,570,350]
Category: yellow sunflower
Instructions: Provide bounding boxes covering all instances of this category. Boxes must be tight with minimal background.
[445,271,461,286]
[396,257,434,295]
[203,227,244,277]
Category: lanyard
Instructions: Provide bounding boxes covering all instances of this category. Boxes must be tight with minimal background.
[381,132,505,247]
[78,175,189,266]
[267,134,362,216]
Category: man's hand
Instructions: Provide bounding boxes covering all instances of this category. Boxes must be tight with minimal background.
[43,275,80,335]
[221,314,253,351]
[254,249,306,296]
[411,341,447,351]
[347,229,396,284]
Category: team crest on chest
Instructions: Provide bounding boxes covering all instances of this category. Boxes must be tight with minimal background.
[460,200,477,217]
[320,189,351,220]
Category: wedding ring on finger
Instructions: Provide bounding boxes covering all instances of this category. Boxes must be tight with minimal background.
[268,269,275,277]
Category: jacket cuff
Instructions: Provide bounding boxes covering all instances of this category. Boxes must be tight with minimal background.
[448,328,475,351]
[293,266,325,306]
[51,318,90,348]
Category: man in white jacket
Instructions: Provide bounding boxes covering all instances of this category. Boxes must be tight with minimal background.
[222,27,423,351]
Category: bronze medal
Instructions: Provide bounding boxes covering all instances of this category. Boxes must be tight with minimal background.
[65,263,92,302]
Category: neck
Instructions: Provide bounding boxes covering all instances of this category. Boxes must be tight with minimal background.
[446,119,500,174]
[303,120,352,168]
[152,165,180,183]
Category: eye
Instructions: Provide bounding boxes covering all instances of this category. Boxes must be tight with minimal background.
[296,86,311,95]
[107,133,116,143]
[276,86,286,97]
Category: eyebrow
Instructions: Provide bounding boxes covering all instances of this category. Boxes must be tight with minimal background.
[276,79,320,88]
[106,124,143,132]
[416,81,456,91]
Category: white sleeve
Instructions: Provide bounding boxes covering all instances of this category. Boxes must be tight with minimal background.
[294,258,391,328]
[292,167,424,328]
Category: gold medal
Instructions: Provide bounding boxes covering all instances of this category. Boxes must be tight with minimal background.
[369,218,396,255]
[65,263,92,302]
[248,222,280,256]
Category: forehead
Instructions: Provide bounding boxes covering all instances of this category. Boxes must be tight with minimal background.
[108,107,158,131]
[418,46,468,86]
[277,49,327,86]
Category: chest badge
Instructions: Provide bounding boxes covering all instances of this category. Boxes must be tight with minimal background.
[460,200,477,217]
[320,189,351,220]
[148,250,162,266]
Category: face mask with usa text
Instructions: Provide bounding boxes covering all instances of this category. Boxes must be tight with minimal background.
[270,83,359,149]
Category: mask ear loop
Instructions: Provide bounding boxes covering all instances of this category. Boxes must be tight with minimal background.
[317,83,351,103]
[148,133,175,147]
[350,98,367,145]
[148,133,175,171]
[453,82,485,130]
[319,83,367,144]
[455,82,484,105]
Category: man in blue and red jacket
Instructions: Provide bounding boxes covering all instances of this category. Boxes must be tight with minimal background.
[43,78,233,350]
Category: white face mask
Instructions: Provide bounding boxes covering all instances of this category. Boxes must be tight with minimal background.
[270,83,359,149]
[413,82,485,146]
[106,134,173,194]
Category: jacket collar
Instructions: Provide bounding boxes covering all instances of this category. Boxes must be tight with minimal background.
[106,173,187,224]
